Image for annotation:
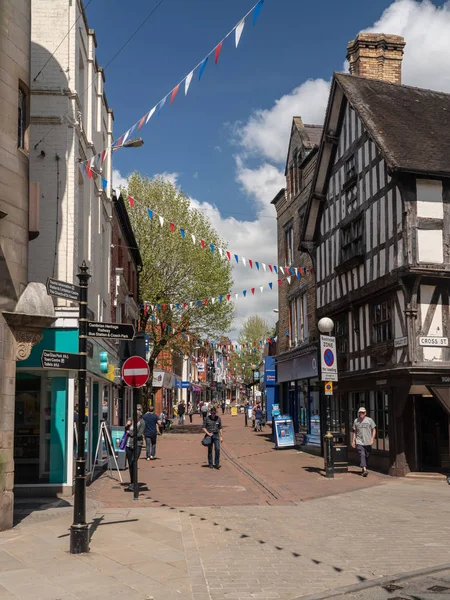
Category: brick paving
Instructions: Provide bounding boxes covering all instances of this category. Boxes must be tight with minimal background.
[1,414,450,600]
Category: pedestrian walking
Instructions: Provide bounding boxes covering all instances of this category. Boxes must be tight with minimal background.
[143,406,161,460]
[352,407,376,477]
[244,401,250,426]
[178,402,186,425]
[221,401,226,415]
[202,406,223,469]
[254,404,264,432]
[159,411,166,434]
[188,401,194,423]
[125,410,145,491]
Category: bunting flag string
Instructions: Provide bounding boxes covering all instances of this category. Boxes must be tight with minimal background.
[81,0,265,174]
[140,274,287,316]
[125,196,313,279]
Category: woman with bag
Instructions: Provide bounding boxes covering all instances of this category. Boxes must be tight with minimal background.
[125,410,145,492]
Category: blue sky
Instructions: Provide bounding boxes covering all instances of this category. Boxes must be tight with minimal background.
[86,0,449,336]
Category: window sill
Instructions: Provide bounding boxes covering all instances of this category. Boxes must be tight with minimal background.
[335,254,364,275]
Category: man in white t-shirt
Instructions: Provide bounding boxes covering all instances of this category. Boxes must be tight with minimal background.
[352,407,376,477]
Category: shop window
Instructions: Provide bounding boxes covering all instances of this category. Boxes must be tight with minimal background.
[330,393,346,435]
[372,301,393,343]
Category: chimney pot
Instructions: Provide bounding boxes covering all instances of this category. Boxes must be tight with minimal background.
[347,33,405,84]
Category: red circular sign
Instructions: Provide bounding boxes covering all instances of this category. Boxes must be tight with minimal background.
[122,356,149,388]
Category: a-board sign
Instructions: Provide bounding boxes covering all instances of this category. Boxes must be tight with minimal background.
[46,277,80,302]
[87,321,135,340]
[41,350,79,370]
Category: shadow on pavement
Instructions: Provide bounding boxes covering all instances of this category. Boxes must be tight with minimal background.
[13,498,72,527]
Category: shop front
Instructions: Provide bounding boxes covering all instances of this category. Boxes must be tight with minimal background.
[276,343,320,448]
[329,370,450,476]
[15,327,120,496]
[152,370,176,416]
[259,356,279,419]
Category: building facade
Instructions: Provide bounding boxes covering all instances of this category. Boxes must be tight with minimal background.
[14,0,117,496]
[111,193,142,425]
[272,118,322,444]
[302,33,450,475]
[0,0,57,530]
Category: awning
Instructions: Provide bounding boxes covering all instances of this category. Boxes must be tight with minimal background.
[192,386,202,392]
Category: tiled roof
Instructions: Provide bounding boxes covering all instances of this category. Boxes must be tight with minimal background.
[336,73,450,175]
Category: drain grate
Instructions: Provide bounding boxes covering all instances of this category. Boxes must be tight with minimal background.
[383,584,404,593]
[427,586,450,593]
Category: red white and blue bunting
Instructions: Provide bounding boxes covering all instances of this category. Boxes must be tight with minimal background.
[82,0,265,177]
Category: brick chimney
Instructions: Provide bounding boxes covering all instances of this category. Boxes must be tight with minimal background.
[346,33,405,84]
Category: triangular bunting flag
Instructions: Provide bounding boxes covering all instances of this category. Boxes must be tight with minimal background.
[214,41,223,64]
[287,276,292,284]
[201,239,205,249]
[157,96,167,114]
[268,264,273,273]
[218,248,224,258]
[251,288,255,295]
[274,266,278,274]
[242,257,246,267]
[169,222,175,233]
[159,215,164,227]
[234,254,239,263]
[101,178,107,190]
[128,195,135,208]
[269,282,273,290]
[138,114,147,130]
[170,84,180,104]
[191,234,196,245]
[235,19,245,47]
[249,260,253,269]
[243,290,247,297]
[253,0,264,25]
[278,279,282,286]
[260,286,264,293]
[147,209,153,220]
[227,251,231,260]
[180,228,185,239]
[185,70,194,95]
[227,294,231,301]
[145,106,156,124]
[209,243,215,253]
[199,56,208,80]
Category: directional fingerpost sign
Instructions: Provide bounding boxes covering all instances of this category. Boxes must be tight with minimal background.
[87,321,135,340]
[46,277,80,302]
[122,356,149,388]
[41,350,79,370]
[320,335,338,382]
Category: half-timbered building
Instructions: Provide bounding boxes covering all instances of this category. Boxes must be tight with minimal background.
[302,33,450,476]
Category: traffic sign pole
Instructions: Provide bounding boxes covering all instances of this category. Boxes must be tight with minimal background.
[122,355,149,501]
[70,261,90,554]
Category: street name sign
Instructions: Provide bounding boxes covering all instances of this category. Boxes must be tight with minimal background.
[46,277,80,302]
[320,335,338,382]
[87,321,135,340]
[122,356,150,388]
[41,350,79,370]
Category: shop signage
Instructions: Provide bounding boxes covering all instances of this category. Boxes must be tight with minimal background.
[198,362,205,372]
[122,355,149,388]
[41,349,79,370]
[46,277,80,302]
[180,381,190,389]
[320,335,338,382]
[419,337,449,347]
[442,377,450,383]
[394,336,408,348]
[87,321,135,340]
[376,379,388,386]
[273,416,295,449]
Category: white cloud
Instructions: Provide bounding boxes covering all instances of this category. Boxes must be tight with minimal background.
[154,172,180,186]
[363,0,450,92]
[112,168,128,189]
[235,158,284,208]
[236,78,330,163]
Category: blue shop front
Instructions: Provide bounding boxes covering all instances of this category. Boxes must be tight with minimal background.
[259,356,279,420]
[15,326,120,496]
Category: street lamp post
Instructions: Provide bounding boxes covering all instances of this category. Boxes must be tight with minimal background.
[70,261,90,554]
[318,317,335,479]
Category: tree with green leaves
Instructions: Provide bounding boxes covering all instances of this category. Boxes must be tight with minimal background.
[122,172,234,396]
[230,315,272,385]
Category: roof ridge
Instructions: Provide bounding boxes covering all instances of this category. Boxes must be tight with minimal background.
[335,71,450,98]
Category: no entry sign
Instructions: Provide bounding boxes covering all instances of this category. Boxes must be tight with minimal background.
[122,356,149,388]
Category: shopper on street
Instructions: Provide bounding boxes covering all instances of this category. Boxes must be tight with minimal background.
[178,402,186,425]
[143,406,161,460]
[352,407,376,477]
[221,401,226,415]
[254,404,264,432]
[202,406,223,469]
[201,401,208,424]
[188,401,194,423]
[125,409,145,491]
[244,401,250,427]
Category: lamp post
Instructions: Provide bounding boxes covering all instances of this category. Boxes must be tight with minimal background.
[318,317,335,479]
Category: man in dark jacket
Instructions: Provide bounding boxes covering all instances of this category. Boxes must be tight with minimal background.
[125,409,145,491]
[202,406,223,469]
[143,406,161,460]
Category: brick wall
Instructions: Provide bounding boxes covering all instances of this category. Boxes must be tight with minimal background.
[346,33,405,84]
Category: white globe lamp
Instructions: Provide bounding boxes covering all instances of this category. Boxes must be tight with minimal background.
[318,317,334,334]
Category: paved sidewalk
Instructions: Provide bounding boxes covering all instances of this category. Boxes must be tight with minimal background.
[1,415,450,600]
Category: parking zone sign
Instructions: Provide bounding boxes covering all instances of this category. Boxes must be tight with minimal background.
[320,335,338,382]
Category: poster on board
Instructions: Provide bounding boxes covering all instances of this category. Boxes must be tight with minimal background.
[273,416,295,449]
